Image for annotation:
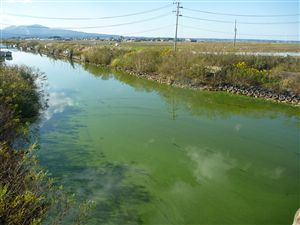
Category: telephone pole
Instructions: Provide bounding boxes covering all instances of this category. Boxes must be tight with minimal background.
[173,1,182,52]
[234,19,237,47]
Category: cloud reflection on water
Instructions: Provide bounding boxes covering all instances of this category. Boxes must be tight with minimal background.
[186,146,236,182]
[43,92,74,121]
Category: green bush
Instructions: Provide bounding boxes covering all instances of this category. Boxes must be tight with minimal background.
[159,52,194,80]
[0,65,45,142]
[0,143,48,225]
[112,49,162,73]
[82,47,127,65]
[0,65,94,225]
[0,65,48,225]
[227,61,273,86]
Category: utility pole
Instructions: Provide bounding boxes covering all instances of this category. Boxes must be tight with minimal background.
[234,19,237,47]
[173,1,182,52]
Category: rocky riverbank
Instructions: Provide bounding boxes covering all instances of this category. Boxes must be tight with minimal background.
[117,68,300,106]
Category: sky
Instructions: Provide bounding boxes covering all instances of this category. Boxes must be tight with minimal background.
[0,0,299,41]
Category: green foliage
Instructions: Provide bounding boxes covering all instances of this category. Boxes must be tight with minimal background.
[0,65,95,225]
[0,65,46,142]
[227,61,274,86]
[112,49,162,73]
[0,142,95,225]
[0,65,45,120]
[82,46,127,65]
[136,50,300,92]
[0,143,48,225]
[0,65,47,224]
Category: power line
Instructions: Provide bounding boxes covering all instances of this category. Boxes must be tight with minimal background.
[0,2,298,41]
[183,15,233,24]
[0,24,198,38]
[239,20,300,25]
[120,24,173,36]
[183,7,300,17]
[1,13,171,30]
[238,33,299,37]
[2,4,172,20]
[180,24,232,34]
[61,13,171,29]
[2,22,297,39]
[0,25,174,37]
[183,15,300,24]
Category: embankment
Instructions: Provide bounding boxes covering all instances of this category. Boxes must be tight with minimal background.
[6,40,300,106]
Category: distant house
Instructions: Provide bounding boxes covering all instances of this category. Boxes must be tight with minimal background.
[0,51,12,57]
[5,51,12,57]
[185,38,197,42]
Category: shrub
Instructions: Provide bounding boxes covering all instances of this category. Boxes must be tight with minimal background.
[279,73,300,94]
[0,143,48,225]
[112,49,162,73]
[0,65,48,225]
[82,47,128,65]
[0,65,46,143]
[159,51,193,79]
[227,61,273,86]
[0,65,94,224]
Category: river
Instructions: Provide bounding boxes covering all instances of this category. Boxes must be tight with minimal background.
[6,50,299,225]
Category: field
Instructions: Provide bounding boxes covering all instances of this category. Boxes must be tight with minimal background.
[118,41,300,53]
[4,39,300,52]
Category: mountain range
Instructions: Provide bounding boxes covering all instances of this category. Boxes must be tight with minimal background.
[1,24,298,43]
[0,24,119,39]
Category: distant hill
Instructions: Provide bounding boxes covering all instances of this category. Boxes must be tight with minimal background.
[1,24,298,43]
[0,24,119,39]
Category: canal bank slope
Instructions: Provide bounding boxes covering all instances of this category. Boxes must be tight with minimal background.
[5,40,300,106]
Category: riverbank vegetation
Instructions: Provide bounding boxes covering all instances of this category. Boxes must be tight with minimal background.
[0,64,48,224]
[4,40,300,104]
[0,64,93,224]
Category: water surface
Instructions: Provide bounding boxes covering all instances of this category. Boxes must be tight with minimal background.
[7,51,300,225]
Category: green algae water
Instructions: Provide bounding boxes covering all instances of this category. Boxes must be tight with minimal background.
[7,51,299,225]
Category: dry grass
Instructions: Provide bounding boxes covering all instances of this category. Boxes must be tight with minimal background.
[4,39,300,53]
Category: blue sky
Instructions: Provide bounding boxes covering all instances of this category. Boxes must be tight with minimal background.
[0,0,299,41]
